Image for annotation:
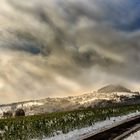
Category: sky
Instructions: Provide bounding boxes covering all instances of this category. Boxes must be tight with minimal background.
[0,0,140,103]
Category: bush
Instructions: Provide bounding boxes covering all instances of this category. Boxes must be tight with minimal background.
[15,109,25,117]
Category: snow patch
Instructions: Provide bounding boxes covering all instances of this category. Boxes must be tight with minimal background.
[124,130,140,140]
[17,102,44,108]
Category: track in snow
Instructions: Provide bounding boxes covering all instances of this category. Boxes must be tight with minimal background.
[80,115,140,140]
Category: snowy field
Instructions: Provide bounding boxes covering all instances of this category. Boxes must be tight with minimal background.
[43,111,140,140]
[124,130,140,140]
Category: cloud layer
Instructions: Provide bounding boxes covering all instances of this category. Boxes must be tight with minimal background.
[0,0,140,103]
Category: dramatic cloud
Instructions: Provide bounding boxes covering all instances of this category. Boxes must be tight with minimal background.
[0,0,140,103]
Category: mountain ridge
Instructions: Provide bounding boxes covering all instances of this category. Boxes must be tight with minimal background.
[0,85,139,117]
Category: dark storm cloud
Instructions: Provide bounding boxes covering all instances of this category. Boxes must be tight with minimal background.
[63,0,140,32]
[96,0,140,31]
[0,0,140,103]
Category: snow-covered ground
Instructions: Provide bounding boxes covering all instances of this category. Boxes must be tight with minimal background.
[17,102,44,108]
[43,111,140,140]
[124,130,140,140]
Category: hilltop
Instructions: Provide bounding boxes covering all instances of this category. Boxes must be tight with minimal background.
[98,85,131,93]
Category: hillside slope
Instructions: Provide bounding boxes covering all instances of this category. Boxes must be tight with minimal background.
[0,85,139,117]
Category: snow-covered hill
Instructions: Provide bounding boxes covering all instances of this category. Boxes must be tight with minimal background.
[0,85,140,117]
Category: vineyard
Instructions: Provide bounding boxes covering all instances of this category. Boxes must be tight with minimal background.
[0,104,140,140]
